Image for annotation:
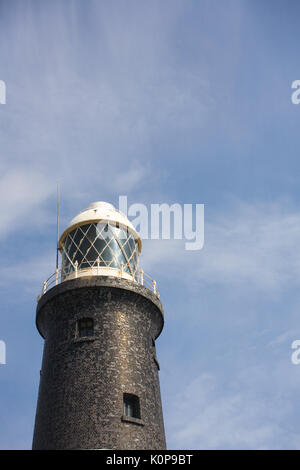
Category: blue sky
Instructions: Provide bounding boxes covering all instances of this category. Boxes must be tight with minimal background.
[1,0,300,449]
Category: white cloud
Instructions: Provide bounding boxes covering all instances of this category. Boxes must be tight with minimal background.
[0,251,55,295]
[0,169,54,239]
[0,0,216,210]
[267,329,300,348]
[140,200,300,294]
[166,365,300,449]
[111,164,147,193]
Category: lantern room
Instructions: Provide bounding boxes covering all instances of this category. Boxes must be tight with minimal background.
[58,201,141,282]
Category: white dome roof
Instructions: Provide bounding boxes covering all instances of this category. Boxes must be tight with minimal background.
[59,201,141,252]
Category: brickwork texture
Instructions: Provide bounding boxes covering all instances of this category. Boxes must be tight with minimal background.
[32,276,166,450]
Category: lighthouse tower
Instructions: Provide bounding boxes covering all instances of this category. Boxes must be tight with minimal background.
[32,201,166,450]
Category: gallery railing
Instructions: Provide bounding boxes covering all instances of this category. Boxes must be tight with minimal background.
[37,263,159,301]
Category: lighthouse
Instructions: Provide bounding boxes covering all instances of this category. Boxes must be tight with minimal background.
[32,201,166,450]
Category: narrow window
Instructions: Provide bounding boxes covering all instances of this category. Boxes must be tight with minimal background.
[78,318,94,337]
[123,393,141,419]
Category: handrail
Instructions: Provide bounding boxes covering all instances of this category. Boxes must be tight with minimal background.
[37,266,160,301]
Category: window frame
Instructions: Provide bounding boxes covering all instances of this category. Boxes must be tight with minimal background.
[123,393,141,420]
[77,317,94,338]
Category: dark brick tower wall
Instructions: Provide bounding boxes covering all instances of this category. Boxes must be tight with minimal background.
[32,277,166,450]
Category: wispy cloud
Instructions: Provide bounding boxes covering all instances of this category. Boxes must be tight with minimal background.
[0,169,54,239]
[141,200,300,294]
[166,364,300,449]
[0,0,217,238]
[0,250,54,295]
